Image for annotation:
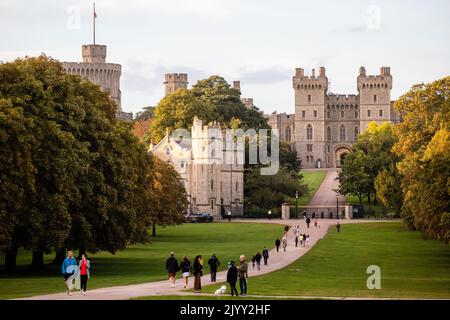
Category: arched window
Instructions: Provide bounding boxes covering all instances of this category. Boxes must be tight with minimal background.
[235,181,238,191]
[327,127,331,141]
[341,111,344,118]
[306,124,313,140]
[285,127,291,142]
[354,127,359,140]
[327,111,330,119]
[339,125,346,141]
[355,110,359,118]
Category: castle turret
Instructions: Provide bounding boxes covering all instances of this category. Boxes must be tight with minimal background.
[232,81,241,92]
[164,73,188,96]
[357,66,392,131]
[82,44,106,63]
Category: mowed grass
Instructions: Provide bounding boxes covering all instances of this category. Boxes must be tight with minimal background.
[287,170,327,206]
[200,223,450,299]
[0,222,283,299]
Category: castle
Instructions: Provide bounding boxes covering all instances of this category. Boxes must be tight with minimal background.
[62,44,133,121]
[150,116,244,217]
[269,66,400,168]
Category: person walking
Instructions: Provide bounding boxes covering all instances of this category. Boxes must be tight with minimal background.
[207,253,220,283]
[299,234,303,247]
[227,261,239,296]
[295,235,299,247]
[337,220,341,232]
[255,251,262,270]
[166,252,179,288]
[61,250,77,296]
[303,211,307,220]
[306,217,311,228]
[78,254,90,296]
[306,234,311,247]
[238,255,248,296]
[193,255,203,293]
[282,238,287,252]
[262,247,269,265]
[179,256,191,289]
[303,234,307,247]
[314,219,318,228]
[275,238,281,252]
[251,256,256,270]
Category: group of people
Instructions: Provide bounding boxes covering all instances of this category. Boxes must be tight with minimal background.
[61,250,91,296]
[165,248,272,296]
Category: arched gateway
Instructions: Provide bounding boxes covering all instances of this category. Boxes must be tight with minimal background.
[334,145,351,167]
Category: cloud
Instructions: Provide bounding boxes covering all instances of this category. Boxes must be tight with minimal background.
[236,66,291,85]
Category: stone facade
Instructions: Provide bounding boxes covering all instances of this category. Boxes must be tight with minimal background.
[266,112,295,144]
[292,66,400,168]
[150,117,244,218]
[62,44,133,121]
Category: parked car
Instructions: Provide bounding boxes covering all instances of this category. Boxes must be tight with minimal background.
[186,212,214,223]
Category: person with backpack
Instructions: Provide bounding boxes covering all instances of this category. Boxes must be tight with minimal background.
[262,247,269,265]
[306,217,311,228]
[255,251,262,270]
[179,256,191,288]
[282,238,288,252]
[165,252,179,288]
[207,253,220,283]
[226,261,238,296]
[275,238,281,252]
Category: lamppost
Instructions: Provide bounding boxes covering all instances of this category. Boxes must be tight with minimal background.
[268,210,272,220]
[295,191,299,219]
[336,194,339,220]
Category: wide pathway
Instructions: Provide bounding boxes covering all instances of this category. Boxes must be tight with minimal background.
[307,170,346,206]
[18,219,377,300]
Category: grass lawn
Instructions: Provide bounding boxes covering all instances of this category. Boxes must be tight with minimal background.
[287,170,327,206]
[197,222,450,299]
[0,222,284,300]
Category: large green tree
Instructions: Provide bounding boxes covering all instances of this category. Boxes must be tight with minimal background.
[392,77,450,242]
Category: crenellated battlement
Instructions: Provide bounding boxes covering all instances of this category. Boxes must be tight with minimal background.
[164,73,189,96]
[293,67,328,91]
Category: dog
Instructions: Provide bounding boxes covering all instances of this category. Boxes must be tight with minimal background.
[214,285,227,295]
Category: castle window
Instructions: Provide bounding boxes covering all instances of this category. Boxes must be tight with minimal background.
[355,104,358,109]
[370,84,373,88]
[354,127,359,140]
[302,110,306,118]
[327,105,330,110]
[308,95,311,103]
[368,110,372,117]
[379,109,383,117]
[319,84,321,89]
[363,84,366,88]
[314,110,318,118]
[327,127,331,141]
[307,144,313,152]
[306,124,313,140]
[341,111,344,118]
[211,199,215,210]
[377,84,380,88]
[327,145,331,153]
[211,179,214,191]
[373,94,377,102]
[385,83,388,88]
[180,161,184,168]
[299,84,301,89]
[285,127,291,142]
[236,181,238,191]
[355,111,359,118]
[211,149,215,157]
[339,125,346,141]
[327,111,330,119]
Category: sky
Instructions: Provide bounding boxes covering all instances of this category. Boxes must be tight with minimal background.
[1,0,449,115]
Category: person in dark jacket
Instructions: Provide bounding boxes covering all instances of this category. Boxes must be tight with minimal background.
[275,238,281,252]
[306,217,311,228]
[179,256,191,288]
[262,247,269,265]
[295,235,299,247]
[254,251,262,270]
[208,253,220,282]
[166,252,179,288]
[226,261,238,296]
[336,220,341,232]
[193,255,203,293]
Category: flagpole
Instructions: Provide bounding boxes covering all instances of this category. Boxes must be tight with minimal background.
[93,2,96,45]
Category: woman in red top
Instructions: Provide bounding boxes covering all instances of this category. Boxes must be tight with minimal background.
[78,254,90,295]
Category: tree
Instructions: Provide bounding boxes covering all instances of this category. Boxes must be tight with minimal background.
[393,77,450,242]
[337,150,372,204]
[374,165,403,215]
[149,157,188,236]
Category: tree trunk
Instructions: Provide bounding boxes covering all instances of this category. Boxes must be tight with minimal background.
[53,248,66,266]
[5,247,18,273]
[152,224,156,237]
[31,249,44,270]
